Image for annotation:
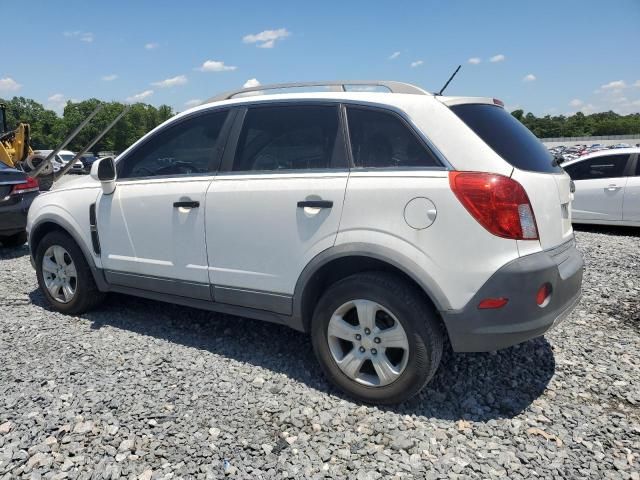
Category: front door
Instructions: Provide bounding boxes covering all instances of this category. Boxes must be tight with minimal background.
[97,109,231,297]
[206,104,348,312]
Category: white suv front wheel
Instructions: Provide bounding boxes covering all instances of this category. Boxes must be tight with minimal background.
[35,231,105,314]
[311,272,444,404]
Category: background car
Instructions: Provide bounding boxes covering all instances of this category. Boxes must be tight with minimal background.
[79,154,98,172]
[0,163,39,247]
[30,149,84,175]
[562,147,639,225]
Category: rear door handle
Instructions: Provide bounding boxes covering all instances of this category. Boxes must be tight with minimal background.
[173,200,200,208]
[605,185,622,192]
[297,200,333,209]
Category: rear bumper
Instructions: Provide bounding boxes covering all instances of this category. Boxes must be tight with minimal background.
[441,238,583,352]
[0,192,38,236]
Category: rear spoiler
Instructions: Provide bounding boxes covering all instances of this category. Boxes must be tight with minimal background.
[437,96,505,108]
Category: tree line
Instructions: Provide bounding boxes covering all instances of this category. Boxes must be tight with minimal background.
[1,96,639,153]
[511,109,640,139]
[0,97,174,153]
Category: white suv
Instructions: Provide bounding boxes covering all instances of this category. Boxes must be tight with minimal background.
[27,81,583,404]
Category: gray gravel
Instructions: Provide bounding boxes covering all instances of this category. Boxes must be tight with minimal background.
[1,227,638,479]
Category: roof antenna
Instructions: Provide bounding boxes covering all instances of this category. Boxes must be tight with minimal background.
[437,64,461,96]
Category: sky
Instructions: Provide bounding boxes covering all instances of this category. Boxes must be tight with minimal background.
[1,0,639,117]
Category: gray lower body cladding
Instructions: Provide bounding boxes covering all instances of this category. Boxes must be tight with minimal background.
[441,238,584,352]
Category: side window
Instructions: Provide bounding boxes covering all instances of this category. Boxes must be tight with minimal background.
[564,154,629,180]
[118,110,229,179]
[233,105,341,172]
[346,107,441,168]
[635,156,640,176]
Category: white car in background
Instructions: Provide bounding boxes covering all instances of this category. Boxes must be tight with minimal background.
[563,148,639,226]
[30,150,84,174]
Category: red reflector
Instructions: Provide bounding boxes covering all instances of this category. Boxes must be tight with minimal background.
[478,297,509,309]
[10,176,39,195]
[536,283,552,306]
[493,98,504,107]
[449,171,539,240]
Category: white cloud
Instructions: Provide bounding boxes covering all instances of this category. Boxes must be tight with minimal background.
[145,42,159,50]
[64,31,94,43]
[46,94,67,114]
[101,74,118,81]
[634,80,640,88]
[569,99,583,107]
[0,77,21,92]
[388,51,401,60]
[243,28,290,48]
[196,60,237,72]
[184,99,202,108]
[410,60,424,68]
[600,80,626,90]
[523,73,536,82]
[126,90,154,103]
[489,54,505,63]
[243,78,261,88]
[151,75,188,88]
[468,57,481,65]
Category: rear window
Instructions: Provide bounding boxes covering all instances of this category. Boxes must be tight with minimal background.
[450,104,561,173]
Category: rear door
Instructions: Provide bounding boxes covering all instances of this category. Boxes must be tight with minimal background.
[623,153,640,222]
[563,154,631,222]
[206,104,348,310]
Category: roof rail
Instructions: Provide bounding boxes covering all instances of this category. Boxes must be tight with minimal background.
[206,80,430,103]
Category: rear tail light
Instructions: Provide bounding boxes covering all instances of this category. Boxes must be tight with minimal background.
[10,176,39,195]
[449,171,539,240]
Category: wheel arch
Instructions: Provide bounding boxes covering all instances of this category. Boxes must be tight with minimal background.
[29,216,108,291]
[293,243,451,333]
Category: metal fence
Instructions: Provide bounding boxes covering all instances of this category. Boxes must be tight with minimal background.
[540,134,640,142]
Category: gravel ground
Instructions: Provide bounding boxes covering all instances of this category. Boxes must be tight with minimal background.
[0,227,638,479]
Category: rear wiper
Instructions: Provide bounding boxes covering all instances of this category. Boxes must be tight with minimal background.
[551,153,564,167]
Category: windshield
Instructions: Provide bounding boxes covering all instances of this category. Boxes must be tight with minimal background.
[450,103,562,173]
[58,154,75,162]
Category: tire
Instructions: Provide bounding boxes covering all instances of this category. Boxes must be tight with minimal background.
[311,272,444,404]
[0,231,27,248]
[34,231,105,314]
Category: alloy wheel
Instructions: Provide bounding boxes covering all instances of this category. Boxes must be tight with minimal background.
[42,245,77,304]
[327,299,410,387]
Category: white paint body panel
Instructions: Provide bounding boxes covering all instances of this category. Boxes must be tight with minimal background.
[206,172,348,294]
[572,177,626,222]
[96,177,212,283]
[335,170,520,310]
[623,175,640,223]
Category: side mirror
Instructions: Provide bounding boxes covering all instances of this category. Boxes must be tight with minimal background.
[90,157,116,195]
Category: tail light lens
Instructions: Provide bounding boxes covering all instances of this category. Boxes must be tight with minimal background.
[10,176,39,195]
[449,171,538,240]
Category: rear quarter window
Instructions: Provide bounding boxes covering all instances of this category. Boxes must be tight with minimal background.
[450,104,561,174]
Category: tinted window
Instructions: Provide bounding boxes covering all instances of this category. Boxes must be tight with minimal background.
[346,107,440,168]
[119,110,228,179]
[233,106,341,171]
[636,156,640,176]
[564,154,630,180]
[451,104,561,173]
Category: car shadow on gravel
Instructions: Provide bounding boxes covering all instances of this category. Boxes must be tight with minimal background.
[0,244,30,259]
[573,224,640,237]
[28,288,555,422]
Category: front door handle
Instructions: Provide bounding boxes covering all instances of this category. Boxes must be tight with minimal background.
[297,200,333,209]
[605,185,622,192]
[173,200,200,208]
